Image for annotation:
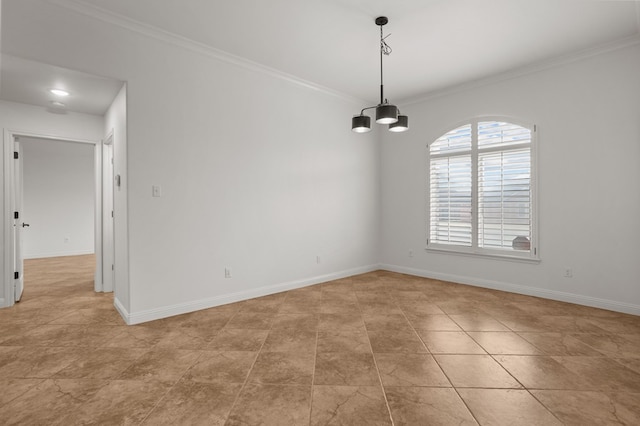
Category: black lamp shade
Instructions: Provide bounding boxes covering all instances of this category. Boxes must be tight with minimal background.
[388,114,409,132]
[352,115,372,133]
[375,104,398,124]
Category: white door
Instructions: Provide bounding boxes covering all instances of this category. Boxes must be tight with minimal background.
[13,139,26,302]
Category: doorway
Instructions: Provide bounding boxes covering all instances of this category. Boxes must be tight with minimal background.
[3,130,113,306]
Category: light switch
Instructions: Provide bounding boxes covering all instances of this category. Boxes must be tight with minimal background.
[152,185,162,197]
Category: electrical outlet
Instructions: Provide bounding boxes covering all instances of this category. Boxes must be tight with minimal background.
[409,250,414,258]
[564,267,573,278]
[224,267,232,278]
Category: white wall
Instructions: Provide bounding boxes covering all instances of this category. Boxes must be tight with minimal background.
[122,48,379,323]
[0,100,104,306]
[21,137,95,259]
[2,0,380,323]
[381,42,640,314]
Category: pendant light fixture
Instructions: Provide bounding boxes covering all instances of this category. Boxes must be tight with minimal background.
[352,16,408,133]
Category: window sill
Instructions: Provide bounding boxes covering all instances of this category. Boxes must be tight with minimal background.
[425,246,541,264]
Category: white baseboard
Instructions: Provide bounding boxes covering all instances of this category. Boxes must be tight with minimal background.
[24,250,95,260]
[114,262,639,325]
[121,264,380,325]
[381,264,640,316]
[113,296,130,325]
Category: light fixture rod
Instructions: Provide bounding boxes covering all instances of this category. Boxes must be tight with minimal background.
[360,105,377,115]
[379,20,385,105]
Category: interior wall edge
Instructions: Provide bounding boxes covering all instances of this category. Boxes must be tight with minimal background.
[46,0,365,106]
[113,296,130,325]
[400,34,640,107]
[121,263,380,325]
[381,263,640,316]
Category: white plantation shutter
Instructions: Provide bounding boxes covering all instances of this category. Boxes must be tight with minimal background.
[430,155,472,246]
[429,125,472,246]
[430,124,472,154]
[478,121,531,149]
[428,119,536,259]
[478,148,531,249]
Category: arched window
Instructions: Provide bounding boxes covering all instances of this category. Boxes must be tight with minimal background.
[427,119,538,260]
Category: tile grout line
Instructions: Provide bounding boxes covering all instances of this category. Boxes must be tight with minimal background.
[0,378,46,409]
[455,315,567,423]
[525,387,567,425]
[450,312,531,393]
[408,305,482,425]
[307,293,321,426]
[474,317,629,424]
[136,351,205,424]
[127,318,233,425]
[359,287,396,426]
[220,291,284,425]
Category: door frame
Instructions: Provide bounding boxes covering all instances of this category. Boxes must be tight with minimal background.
[102,131,114,293]
[3,129,107,307]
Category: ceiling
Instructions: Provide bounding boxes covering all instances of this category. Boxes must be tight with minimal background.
[0,54,124,115]
[1,0,639,114]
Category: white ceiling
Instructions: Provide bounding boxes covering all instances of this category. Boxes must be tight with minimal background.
[1,0,639,113]
[0,54,124,115]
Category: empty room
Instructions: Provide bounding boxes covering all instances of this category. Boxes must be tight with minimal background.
[0,0,639,424]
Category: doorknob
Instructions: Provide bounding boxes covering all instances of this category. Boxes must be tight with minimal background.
[21,223,30,228]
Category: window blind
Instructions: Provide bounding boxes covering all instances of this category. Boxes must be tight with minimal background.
[430,124,473,245]
[478,148,531,249]
[428,119,534,257]
[478,121,531,149]
[430,124,472,154]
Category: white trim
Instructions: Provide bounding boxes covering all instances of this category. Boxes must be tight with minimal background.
[115,264,379,325]
[24,250,95,260]
[380,263,640,316]
[94,139,103,292]
[427,117,538,261]
[3,130,96,145]
[424,246,540,264]
[2,129,102,308]
[113,261,640,324]
[101,131,114,293]
[400,35,640,106]
[45,0,640,107]
[113,296,130,325]
[3,131,15,307]
[46,0,364,105]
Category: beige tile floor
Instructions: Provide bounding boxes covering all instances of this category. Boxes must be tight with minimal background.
[0,255,639,425]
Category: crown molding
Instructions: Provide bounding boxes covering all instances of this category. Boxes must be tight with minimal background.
[44,0,640,110]
[399,33,640,107]
[46,0,364,105]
